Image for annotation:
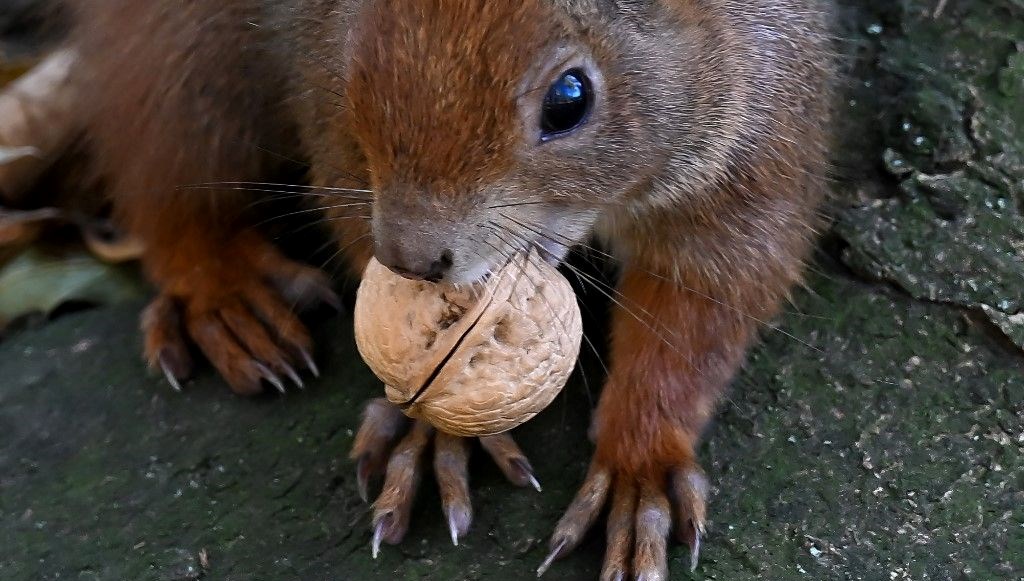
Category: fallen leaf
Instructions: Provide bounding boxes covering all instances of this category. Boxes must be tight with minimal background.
[0,49,79,204]
[0,247,147,327]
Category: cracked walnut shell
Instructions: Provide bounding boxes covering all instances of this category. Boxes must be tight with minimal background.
[354,253,583,437]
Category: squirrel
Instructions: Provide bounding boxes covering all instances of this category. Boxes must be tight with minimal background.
[48,0,833,578]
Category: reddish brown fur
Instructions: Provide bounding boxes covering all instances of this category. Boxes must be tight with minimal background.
[346,0,555,190]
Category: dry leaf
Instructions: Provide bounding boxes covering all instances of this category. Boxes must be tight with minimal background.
[0,247,147,328]
[0,49,79,203]
[0,51,145,333]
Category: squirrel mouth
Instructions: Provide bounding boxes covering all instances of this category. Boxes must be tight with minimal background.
[458,244,568,288]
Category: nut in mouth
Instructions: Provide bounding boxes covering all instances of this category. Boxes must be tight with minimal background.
[353,249,583,436]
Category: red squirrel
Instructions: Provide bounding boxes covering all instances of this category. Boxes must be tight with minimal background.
[56,0,832,578]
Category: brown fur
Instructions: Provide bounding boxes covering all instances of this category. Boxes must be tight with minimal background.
[61,0,832,575]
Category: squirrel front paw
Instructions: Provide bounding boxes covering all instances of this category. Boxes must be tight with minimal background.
[539,442,708,580]
[140,231,338,394]
[350,399,542,554]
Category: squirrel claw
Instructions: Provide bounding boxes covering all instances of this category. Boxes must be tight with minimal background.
[159,357,183,392]
[480,434,541,490]
[321,288,343,313]
[370,518,385,559]
[447,512,461,547]
[153,341,191,393]
[281,362,304,389]
[300,349,320,378]
[254,362,286,394]
[355,455,371,503]
[689,528,702,572]
[513,458,542,492]
[441,498,471,548]
[536,538,567,578]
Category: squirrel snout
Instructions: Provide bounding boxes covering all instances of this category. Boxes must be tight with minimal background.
[375,239,454,283]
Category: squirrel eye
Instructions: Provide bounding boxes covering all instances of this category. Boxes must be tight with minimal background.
[540,69,592,140]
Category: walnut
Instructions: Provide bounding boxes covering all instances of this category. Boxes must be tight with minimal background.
[354,252,582,436]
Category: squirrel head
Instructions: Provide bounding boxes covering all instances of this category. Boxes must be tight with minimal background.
[308,0,756,283]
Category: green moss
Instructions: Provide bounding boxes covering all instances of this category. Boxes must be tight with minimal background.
[834,0,1024,351]
[2,262,1020,580]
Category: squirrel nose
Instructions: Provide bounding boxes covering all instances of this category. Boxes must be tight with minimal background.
[376,244,454,283]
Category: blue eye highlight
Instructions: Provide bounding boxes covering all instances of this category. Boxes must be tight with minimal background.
[541,69,592,139]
